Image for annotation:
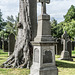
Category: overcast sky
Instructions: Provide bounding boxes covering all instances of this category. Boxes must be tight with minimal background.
[0,0,75,23]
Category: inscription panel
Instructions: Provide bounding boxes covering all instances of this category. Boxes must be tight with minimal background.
[43,50,52,63]
[34,48,39,63]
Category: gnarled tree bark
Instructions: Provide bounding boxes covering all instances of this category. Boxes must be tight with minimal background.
[1,0,33,68]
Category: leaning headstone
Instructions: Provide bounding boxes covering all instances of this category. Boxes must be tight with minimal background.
[8,33,15,56]
[30,0,58,75]
[56,38,63,55]
[0,38,2,49]
[3,40,8,52]
[60,31,73,61]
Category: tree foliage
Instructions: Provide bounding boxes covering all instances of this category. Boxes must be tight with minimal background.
[0,14,18,39]
[62,5,75,39]
[51,18,63,38]
[63,20,75,39]
[5,15,18,35]
[64,5,75,22]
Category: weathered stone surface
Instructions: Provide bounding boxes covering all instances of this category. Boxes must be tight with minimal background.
[67,41,72,57]
[8,33,15,56]
[56,39,63,55]
[34,48,39,63]
[60,31,73,61]
[3,40,8,52]
[30,43,58,75]
[43,50,52,63]
[34,14,55,42]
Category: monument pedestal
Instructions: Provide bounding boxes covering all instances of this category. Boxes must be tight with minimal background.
[30,42,58,75]
[60,50,73,61]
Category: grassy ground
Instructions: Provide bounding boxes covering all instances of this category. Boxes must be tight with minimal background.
[72,50,75,56]
[0,50,75,75]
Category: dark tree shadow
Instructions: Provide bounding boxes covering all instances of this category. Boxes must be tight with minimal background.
[56,61,75,68]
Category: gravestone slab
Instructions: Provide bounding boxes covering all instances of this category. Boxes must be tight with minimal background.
[67,41,72,57]
[72,41,75,51]
[8,33,15,56]
[56,39,63,55]
[3,40,8,52]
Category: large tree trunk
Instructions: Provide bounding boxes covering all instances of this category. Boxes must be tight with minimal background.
[1,0,33,68]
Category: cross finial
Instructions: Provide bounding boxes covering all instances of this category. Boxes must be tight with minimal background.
[62,31,69,41]
[37,0,50,14]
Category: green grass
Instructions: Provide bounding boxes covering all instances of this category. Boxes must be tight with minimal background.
[0,50,75,75]
[0,50,8,65]
[56,57,75,75]
[72,50,75,56]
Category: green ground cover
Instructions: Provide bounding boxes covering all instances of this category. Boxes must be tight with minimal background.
[0,50,75,75]
[72,50,75,56]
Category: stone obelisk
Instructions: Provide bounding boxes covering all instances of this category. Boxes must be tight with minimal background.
[30,0,58,75]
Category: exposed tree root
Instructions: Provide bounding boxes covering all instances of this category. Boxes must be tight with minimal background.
[0,42,33,68]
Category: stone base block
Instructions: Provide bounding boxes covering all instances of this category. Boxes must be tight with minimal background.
[29,66,58,75]
[59,51,73,61]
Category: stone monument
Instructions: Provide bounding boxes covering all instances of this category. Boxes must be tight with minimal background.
[3,40,8,52]
[67,40,72,57]
[56,38,63,55]
[60,31,73,61]
[72,41,75,50]
[8,33,15,56]
[30,0,58,75]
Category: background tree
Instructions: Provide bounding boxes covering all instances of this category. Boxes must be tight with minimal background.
[64,5,75,22]
[5,15,18,36]
[0,15,18,39]
[51,18,57,37]
[63,20,75,39]
[0,9,7,38]
[63,5,75,39]
[51,18,63,38]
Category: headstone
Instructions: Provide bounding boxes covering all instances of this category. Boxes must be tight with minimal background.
[60,31,73,61]
[67,40,72,57]
[8,33,15,56]
[72,41,75,50]
[56,38,63,55]
[3,40,8,52]
[30,0,58,75]
[0,38,2,49]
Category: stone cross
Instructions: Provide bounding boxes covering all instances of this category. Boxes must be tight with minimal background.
[62,31,69,51]
[37,0,50,14]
